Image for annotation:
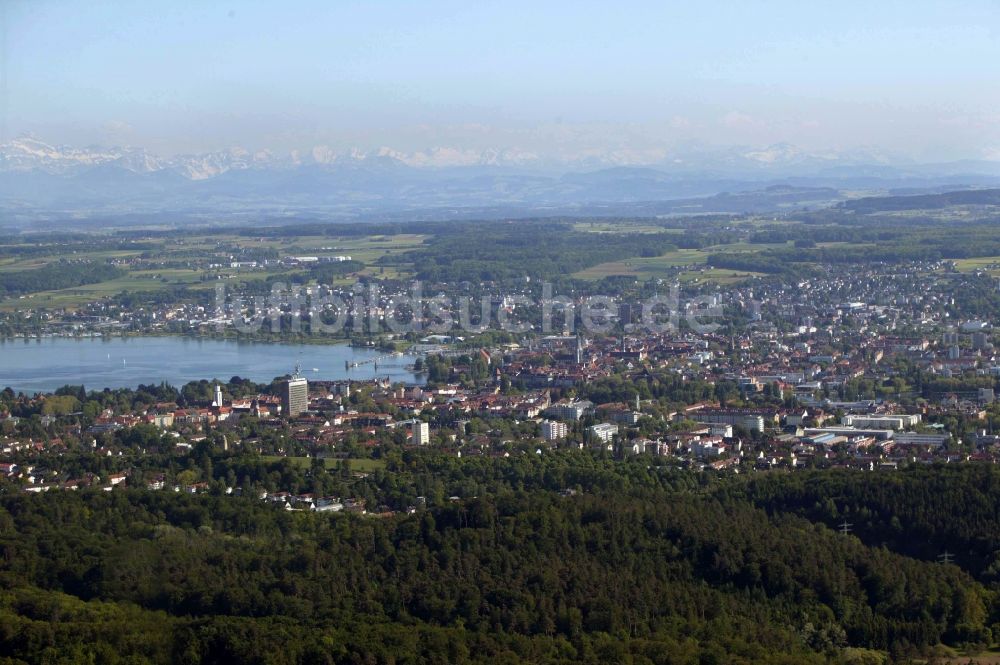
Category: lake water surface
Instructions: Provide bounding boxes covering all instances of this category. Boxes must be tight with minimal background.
[0,337,421,393]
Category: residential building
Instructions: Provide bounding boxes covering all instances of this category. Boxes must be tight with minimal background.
[693,410,766,433]
[411,421,430,446]
[545,400,593,421]
[541,420,568,441]
[587,422,619,443]
[281,377,309,417]
[842,414,921,430]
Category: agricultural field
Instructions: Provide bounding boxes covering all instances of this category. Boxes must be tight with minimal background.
[573,248,706,279]
[677,267,766,284]
[217,232,426,256]
[571,221,681,234]
[0,249,147,274]
[954,255,1000,275]
[574,242,775,282]
[0,269,210,310]
[0,232,429,310]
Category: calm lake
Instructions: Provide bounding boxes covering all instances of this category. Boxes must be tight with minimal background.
[0,337,422,393]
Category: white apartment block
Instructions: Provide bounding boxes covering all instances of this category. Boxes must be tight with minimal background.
[540,420,568,441]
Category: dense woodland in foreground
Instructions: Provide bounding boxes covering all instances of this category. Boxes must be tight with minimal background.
[3,461,1000,664]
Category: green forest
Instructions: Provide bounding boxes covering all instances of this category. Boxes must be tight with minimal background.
[3,461,1000,664]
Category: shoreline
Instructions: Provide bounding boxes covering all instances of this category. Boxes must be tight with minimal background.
[0,335,423,394]
[0,330,374,347]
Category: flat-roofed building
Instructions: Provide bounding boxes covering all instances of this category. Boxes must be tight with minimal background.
[893,432,949,448]
[541,420,568,441]
[281,377,309,417]
[545,400,593,421]
[588,422,619,443]
[411,421,430,446]
[842,414,921,430]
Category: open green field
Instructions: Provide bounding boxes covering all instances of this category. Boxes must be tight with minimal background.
[814,241,875,249]
[0,249,146,274]
[705,241,790,252]
[261,456,387,472]
[0,232,429,310]
[954,255,1000,274]
[157,232,425,267]
[223,232,425,257]
[678,267,766,284]
[0,269,211,310]
[573,248,706,279]
[571,221,682,234]
[242,233,425,280]
[0,257,53,273]
[574,244,769,283]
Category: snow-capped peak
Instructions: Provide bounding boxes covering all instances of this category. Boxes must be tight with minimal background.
[0,136,142,173]
[0,135,912,180]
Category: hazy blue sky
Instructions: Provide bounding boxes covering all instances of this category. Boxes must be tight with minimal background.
[3,0,1000,162]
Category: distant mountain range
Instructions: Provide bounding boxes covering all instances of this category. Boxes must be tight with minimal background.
[0,137,278,180]
[9,136,1000,179]
[3,136,1000,227]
